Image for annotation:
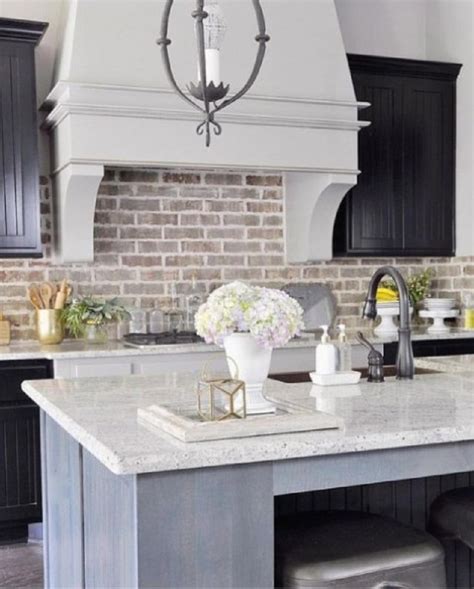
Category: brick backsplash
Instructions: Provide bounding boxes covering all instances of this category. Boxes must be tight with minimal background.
[1,167,473,340]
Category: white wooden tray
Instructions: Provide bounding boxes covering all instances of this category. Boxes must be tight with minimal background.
[138,401,342,443]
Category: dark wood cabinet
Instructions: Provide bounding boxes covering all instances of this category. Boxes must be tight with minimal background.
[334,54,461,257]
[0,18,47,258]
[0,360,52,543]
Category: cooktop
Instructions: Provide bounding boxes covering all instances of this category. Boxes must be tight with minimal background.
[123,331,204,348]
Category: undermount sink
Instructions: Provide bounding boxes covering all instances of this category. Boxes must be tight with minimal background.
[270,366,440,384]
[359,366,440,379]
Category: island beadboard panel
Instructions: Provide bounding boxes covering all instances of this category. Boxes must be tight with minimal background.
[1,168,474,340]
[276,471,474,589]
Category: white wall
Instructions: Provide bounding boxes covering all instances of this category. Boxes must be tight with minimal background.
[426,0,474,256]
[335,0,427,59]
[335,0,474,257]
[1,0,63,104]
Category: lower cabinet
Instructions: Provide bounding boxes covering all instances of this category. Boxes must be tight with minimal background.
[52,344,379,381]
[0,360,52,543]
[51,344,378,383]
[52,353,225,378]
[384,338,474,364]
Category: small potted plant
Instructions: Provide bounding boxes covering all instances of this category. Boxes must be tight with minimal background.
[195,282,304,414]
[63,296,130,344]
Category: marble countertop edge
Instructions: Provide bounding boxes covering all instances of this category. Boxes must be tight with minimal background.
[113,429,474,476]
[23,382,125,474]
[59,426,474,476]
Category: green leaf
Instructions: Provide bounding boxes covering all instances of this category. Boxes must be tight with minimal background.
[62,296,130,339]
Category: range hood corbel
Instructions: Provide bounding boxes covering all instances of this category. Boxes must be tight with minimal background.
[285,171,358,262]
[53,163,104,263]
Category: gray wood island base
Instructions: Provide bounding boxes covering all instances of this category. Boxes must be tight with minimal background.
[22,366,474,588]
[41,413,274,588]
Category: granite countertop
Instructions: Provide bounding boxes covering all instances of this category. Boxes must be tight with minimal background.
[416,354,474,373]
[349,327,474,344]
[0,340,220,361]
[0,335,317,361]
[2,328,474,362]
[22,367,474,476]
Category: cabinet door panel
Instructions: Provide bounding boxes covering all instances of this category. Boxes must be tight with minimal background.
[348,77,404,252]
[334,55,460,257]
[0,406,41,522]
[0,361,50,404]
[73,361,133,378]
[0,359,51,538]
[402,79,455,253]
[0,41,41,256]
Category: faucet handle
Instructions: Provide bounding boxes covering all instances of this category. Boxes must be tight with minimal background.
[356,331,377,352]
[356,332,385,383]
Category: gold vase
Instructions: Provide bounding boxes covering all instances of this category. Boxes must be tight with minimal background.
[36,310,64,345]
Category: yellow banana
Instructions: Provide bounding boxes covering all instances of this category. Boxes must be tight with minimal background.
[376,287,399,302]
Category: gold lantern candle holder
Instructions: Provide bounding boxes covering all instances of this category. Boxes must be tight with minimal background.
[197,357,246,421]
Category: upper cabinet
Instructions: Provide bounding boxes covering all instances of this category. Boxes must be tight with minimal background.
[333,54,462,257]
[0,18,47,258]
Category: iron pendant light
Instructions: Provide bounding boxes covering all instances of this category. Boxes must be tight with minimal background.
[157,0,270,146]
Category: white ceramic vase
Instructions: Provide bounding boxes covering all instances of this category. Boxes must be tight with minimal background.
[223,333,275,414]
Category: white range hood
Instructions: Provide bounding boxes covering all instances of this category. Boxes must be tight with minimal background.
[44,0,368,263]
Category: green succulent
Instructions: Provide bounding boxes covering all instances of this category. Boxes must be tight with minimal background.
[62,296,130,338]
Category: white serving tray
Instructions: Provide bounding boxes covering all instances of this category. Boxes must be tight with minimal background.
[310,371,361,386]
[138,401,342,443]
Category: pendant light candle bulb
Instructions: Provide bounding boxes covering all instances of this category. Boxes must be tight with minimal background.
[197,0,227,85]
[197,48,219,84]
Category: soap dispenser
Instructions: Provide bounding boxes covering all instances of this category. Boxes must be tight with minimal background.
[337,323,352,372]
[315,325,338,375]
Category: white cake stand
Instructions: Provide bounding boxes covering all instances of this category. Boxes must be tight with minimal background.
[374,307,399,335]
[419,309,460,333]
[374,306,414,336]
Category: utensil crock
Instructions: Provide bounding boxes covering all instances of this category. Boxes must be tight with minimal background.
[36,309,64,345]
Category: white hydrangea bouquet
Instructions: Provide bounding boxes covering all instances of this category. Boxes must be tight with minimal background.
[195,281,304,349]
[195,282,304,414]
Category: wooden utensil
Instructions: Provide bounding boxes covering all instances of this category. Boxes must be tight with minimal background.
[39,283,55,310]
[47,281,58,304]
[28,285,45,310]
[54,279,70,310]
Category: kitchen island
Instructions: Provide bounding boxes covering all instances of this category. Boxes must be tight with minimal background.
[23,365,474,588]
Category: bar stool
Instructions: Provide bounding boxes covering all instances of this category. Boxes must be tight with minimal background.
[275,511,446,588]
[429,486,474,549]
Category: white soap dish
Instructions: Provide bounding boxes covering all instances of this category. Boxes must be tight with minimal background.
[310,371,362,386]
